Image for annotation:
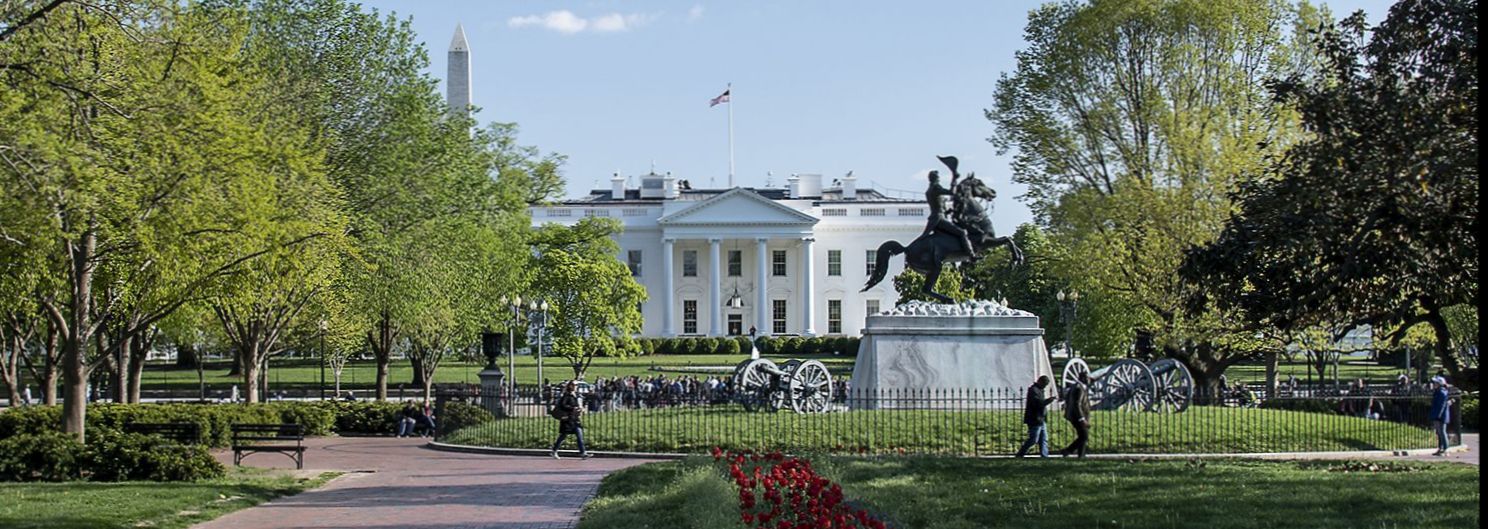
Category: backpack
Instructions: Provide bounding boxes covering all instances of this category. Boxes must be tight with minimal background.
[548,404,566,420]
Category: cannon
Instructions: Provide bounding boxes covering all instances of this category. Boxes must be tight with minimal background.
[1061,357,1193,413]
[731,358,834,413]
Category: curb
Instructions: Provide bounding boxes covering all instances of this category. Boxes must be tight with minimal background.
[426,441,1465,461]
[426,441,687,460]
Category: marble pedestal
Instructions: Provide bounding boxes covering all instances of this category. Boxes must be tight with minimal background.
[849,300,1055,409]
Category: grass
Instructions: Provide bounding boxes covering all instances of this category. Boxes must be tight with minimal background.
[58,353,855,393]
[0,468,338,529]
[444,405,1437,455]
[577,456,741,529]
[581,457,1479,529]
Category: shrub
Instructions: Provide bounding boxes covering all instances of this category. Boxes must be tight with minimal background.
[327,401,402,434]
[734,336,753,355]
[757,337,777,355]
[84,432,225,482]
[639,338,657,355]
[784,337,805,355]
[438,401,494,436]
[272,402,337,437]
[0,431,84,482]
[715,338,740,355]
[1460,395,1478,431]
[659,338,679,355]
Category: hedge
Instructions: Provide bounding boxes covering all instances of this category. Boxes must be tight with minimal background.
[632,336,861,357]
[0,431,224,483]
[0,401,404,448]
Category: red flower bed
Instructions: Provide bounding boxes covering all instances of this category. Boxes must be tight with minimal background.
[712,446,889,529]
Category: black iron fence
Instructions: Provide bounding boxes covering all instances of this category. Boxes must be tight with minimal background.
[433,385,1466,457]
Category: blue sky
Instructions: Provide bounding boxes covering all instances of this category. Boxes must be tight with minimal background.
[358,0,1396,230]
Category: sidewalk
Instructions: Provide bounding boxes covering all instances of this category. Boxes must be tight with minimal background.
[191,436,661,529]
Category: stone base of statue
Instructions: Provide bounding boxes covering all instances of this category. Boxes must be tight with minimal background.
[849,300,1055,409]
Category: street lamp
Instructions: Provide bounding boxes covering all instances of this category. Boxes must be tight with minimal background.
[1057,289,1080,359]
[500,294,524,410]
[530,299,550,398]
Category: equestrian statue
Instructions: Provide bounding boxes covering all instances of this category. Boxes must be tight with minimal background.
[862,155,1024,303]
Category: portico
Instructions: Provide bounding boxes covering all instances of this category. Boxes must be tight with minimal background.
[657,188,819,337]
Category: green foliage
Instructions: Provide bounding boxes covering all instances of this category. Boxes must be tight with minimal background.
[715,338,741,356]
[1182,2,1478,382]
[1460,396,1478,431]
[0,469,336,528]
[0,402,401,447]
[891,267,972,305]
[0,432,84,482]
[437,401,494,437]
[83,432,226,482]
[578,458,744,529]
[531,243,646,380]
[987,0,1325,381]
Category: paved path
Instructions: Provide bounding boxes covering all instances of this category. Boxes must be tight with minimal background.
[192,437,661,529]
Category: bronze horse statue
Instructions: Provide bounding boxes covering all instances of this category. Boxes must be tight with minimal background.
[862,157,1024,303]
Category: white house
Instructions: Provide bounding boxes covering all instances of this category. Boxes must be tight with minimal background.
[531,172,928,337]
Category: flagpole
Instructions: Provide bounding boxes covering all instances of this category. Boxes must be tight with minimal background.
[727,82,735,188]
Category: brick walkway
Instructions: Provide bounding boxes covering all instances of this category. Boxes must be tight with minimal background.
[191,437,661,529]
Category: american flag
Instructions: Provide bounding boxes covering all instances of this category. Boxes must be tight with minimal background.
[710,88,730,107]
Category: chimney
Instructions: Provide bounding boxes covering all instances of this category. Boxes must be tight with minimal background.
[663,172,679,199]
[797,173,823,198]
[610,173,625,200]
[786,174,801,199]
[841,171,857,200]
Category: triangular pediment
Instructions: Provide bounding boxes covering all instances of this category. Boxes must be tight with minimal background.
[658,188,818,225]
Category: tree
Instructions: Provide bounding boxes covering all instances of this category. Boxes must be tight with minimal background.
[1182,0,1477,385]
[987,0,1325,395]
[0,2,331,440]
[891,267,973,305]
[528,238,645,381]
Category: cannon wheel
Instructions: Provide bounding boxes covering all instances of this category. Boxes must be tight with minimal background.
[734,358,779,412]
[787,360,833,413]
[1090,359,1156,412]
[1061,358,1090,390]
[1147,359,1194,413]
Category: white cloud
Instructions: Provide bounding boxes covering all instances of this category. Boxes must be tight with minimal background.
[688,4,704,21]
[507,10,653,34]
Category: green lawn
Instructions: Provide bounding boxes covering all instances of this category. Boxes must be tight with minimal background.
[67,353,855,393]
[0,468,337,529]
[444,405,1437,455]
[581,457,1480,529]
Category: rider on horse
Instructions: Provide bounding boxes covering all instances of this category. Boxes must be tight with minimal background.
[924,169,977,259]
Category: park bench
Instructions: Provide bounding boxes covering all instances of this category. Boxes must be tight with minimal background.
[231,423,306,469]
[123,422,201,445]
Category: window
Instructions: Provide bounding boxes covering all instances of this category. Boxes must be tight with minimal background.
[865,250,878,276]
[821,208,847,217]
[683,250,698,277]
[584,208,610,217]
[545,208,571,217]
[898,207,925,216]
[728,250,742,277]
[622,208,650,217]
[627,250,642,276]
[827,250,842,276]
[683,300,698,335]
[772,250,787,276]
[772,300,788,334]
[861,208,886,216]
[866,299,880,318]
[828,300,842,334]
[728,314,743,336]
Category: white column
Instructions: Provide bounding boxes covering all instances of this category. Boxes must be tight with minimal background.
[662,238,676,337]
[800,237,816,336]
[708,238,723,336]
[756,237,770,335]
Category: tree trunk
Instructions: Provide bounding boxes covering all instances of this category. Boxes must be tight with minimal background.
[1424,308,1464,384]
[242,344,262,404]
[127,333,148,403]
[227,348,243,376]
[41,327,58,405]
[409,355,426,388]
[61,227,97,441]
[370,314,395,401]
[176,342,199,369]
[1264,350,1279,397]
[111,335,130,403]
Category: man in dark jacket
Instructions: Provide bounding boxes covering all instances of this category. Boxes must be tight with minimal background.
[1429,376,1452,455]
[1015,375,1058,458]
[1059,372,1092,458]
[550,381,591,459]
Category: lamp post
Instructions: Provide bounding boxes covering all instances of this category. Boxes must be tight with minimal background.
[1057,290,1080,359]
[500,294,525,411]
[530,299,550,398]
[318,319,328,401]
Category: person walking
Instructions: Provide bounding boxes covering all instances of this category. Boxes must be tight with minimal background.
[1429,376,1452,456]
[1059,372,1092,458]
[550,381,591,459]
[1015,375,1058,458]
